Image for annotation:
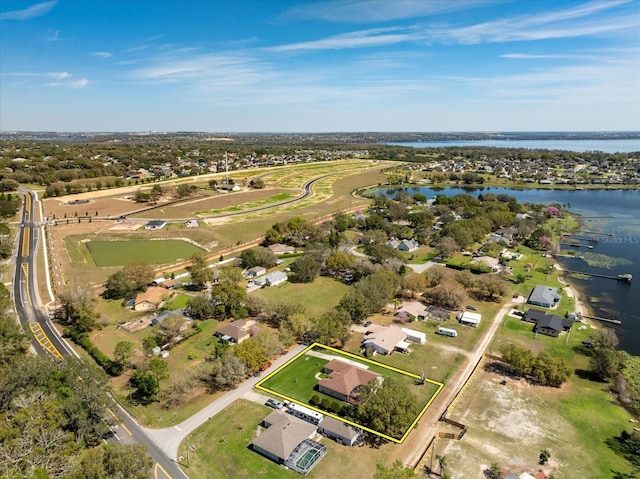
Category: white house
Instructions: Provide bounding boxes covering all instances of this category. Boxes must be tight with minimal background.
[144,220,167,230]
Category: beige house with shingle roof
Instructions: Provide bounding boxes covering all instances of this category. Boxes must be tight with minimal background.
[251,411,317,465]
[215,319,250,344]
[133,286,170,311]
[318,359,381,403]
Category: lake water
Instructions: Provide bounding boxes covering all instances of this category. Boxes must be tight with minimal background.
[387,139,640,153]
[368,186,640,354]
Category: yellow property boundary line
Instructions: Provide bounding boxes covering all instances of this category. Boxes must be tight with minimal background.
[255,343,444,444]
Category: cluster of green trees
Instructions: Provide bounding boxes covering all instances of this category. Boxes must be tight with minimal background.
[104,262,155,299]
[499,343,572,387]
[0,283,152,478]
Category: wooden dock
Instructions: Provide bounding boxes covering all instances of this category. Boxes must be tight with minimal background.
[560,242,594,249]
[581,314,621,325]
[563,270,632,283]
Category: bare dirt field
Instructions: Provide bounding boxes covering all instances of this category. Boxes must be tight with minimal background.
[43,195,141,219]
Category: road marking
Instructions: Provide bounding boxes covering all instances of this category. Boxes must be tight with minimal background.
[28,322,63,361]
[21,227,30,257]
[174,425,182,431]
[120,422,132,435]
[21,263,31,306]
[155,463,173,479]
[107,408,132,435]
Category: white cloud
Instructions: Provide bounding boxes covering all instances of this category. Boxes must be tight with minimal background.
[47,71,70,80]
[281,0,497,24]
[68,78,89,88]
[93,51,113,58]
[266,26,424,52]
[0,0,57,20]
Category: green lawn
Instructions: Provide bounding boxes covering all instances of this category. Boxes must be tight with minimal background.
[177,399,396,479]
[85,239,204,267]
[258,345,442,441]
[252,276,349,318]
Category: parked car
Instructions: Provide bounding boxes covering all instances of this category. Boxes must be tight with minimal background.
[513,311,525,317]
[363,321,372,327]
[265,399,283,409]
[466,305,478,311]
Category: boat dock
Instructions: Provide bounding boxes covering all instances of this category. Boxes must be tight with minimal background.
[580,314,622,325]
[560,242,594,249]
[563,270,632,283]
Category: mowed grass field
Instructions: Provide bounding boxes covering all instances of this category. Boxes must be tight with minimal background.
[85,239,204,267]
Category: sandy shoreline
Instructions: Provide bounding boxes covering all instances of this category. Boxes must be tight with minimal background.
[554,263,597,328]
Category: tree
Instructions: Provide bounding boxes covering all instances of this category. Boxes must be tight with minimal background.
[68,443,152,479]
[423,280,467,310]
[357,379,421,439]
[159,315,186,347]
[185,295,216,320]
[113,341,134,369]
[104,270,135,299]
[325,249,355,272]
[434,236,459,259]
[311,309,352,346]
[240,246,276,269]
[262,300,305,328]
[337,289,370,323]
[539,448,551,465]
[201,354,247,391]
[436,454,448,476]
[234,338,267,372]
[57,285,100,333]
[0,313,29,365]
[188,253,214,289]
[210,283,247,319]
[0,195,20,220]
[373,460,416,479]
[122,262,154,291]
[401,272,427,299]
[132,370,159,403]
[176,183,196,198]
[290,254,321,283]
[484,463,503,479]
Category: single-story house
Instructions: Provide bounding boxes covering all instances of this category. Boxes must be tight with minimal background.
[215,319,250,344]
[268,243,296,255]
[185,220,199,228]
[160,278,178,289]
[457,311,482,327]
[362,325,411,355]
[251,411,321,466]
[527,285,561,308]
[254,271,288,287]
[533,313,573,337]
[246,266,267,278]
[396,301,427,320]
[387,239,419,252]
[144,220,167,230]
[133,286,170,311]
[318,359,381,403]
[150,277,167,286]
[471,255,500,271]
[318,416,362,446]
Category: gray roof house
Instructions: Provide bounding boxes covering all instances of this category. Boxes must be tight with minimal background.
[254,271,288,287]
[388,239,419,252]
[532,313,574,338]
[251,411,323,469]
[527,285,561,308]
[318,416,362,446]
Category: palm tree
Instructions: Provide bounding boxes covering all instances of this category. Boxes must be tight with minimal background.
[436,455,447,476]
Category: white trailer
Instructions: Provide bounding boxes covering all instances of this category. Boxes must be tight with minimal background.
[457,311,482,327]
[437,327,458,337]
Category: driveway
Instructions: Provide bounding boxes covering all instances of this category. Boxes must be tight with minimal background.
[143,343,306,460]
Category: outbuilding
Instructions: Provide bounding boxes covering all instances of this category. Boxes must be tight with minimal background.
[457,311,482,327]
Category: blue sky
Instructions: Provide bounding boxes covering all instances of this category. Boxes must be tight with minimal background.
[1,0,639,132]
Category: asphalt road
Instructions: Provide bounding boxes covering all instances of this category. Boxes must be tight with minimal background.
[13,189,187,479]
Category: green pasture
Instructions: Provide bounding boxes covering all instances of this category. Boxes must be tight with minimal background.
[85,239,204,267]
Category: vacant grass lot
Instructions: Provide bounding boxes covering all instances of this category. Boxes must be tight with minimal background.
[86,239,204,267]
[252,276,349,319]
[436,364,635,478]
[177,399,397,479]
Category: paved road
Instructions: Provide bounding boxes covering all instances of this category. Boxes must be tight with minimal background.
[395,300,514,468]
[144,344,306,461]
[13,189,187,479]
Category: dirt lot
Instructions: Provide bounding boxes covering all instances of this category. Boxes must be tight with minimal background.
[43,195,141,219]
